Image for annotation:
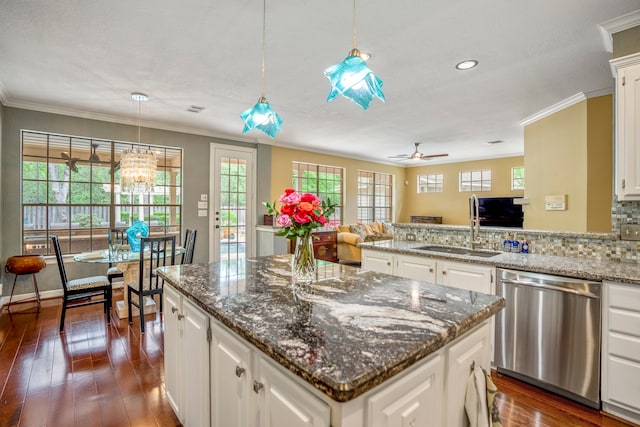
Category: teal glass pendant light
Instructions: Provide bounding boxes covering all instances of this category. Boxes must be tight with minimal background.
[240,0,283,138]
[324,0,384,110]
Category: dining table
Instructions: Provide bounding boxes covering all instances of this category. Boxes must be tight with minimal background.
[73,246,184,319]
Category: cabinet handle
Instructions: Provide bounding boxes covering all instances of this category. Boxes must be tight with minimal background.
[177,314,185,320]
[442,270,447,275]
[387,261,391,266]
[253,380,264,393]
[235,366,246,377]
[429,268,434,273]
[171,307,178,314]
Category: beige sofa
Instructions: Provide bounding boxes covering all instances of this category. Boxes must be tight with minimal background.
[335,222,394,263]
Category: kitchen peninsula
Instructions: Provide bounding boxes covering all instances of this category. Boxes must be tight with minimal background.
[156,255,505,427]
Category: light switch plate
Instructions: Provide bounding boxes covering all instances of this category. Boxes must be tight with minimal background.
[198,201,208,209]
[621,224,640,241]
[200,194,208,201]
[198,209,207,217]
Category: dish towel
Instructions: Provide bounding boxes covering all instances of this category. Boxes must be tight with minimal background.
[465,366,489,427]
[465,366,503,427]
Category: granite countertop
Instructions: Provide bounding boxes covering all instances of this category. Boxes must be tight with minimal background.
[156,255,504,402]
[360,240,640,285]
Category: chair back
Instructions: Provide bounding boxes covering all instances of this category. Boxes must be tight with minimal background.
[182,229,197,264]
[109,228,127,245]
[51,236,69,293]
[139,236,176,290]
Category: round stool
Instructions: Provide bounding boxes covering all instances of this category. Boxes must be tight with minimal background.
[5,255,46,312]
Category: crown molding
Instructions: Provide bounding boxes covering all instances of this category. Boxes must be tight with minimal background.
[609,51,640,77]
[599,10,640,53]
[0,78,8,106]
[519,89,612,127]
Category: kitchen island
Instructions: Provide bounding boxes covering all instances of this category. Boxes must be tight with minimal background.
[157,254,505,427]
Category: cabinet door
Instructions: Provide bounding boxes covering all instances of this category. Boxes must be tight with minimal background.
[395,254,437,283]
[163,285,183,421]
[182,299,211,427]
[361,250,394,274]
[616,60,640,200]
[256,358,330,427]
[437,260,494,294]
[211,321,253,427]
[445,322,490,427]
[367,353,444,427]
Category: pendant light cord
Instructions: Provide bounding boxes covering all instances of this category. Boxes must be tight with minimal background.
[261,0,266,97]
[353,0,357,49]
[137,99,142,144]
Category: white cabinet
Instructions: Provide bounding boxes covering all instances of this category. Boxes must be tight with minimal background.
[367,352,444,427]
[361,250,394,274]
[612,53,640,200]
[256,357,330,427]
[602,281,640,424]
[210,317,330,427]
[396,255,437,283]
[437,260,493,294]
[361,249,494,294]
[445,321,491,427]
[163,284,210,427]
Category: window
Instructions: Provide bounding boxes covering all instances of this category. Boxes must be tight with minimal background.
[292,162,343,226]
[22,130,182,255]
[459,169,492,192]
[512,166,525,190]
[357,170,393,223]
[417,173,443,193]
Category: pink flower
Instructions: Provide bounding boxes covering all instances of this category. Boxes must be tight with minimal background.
[276,214,292,227]
[293,212,311,224]
[279,189,301,204]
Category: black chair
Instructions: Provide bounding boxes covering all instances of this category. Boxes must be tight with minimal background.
[107,228,127,285]
[181,229,197,264]
[51,236,112,332]
[128,235,176,333]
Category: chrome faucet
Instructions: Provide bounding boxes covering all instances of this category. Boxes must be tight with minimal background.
[469,194,480,249]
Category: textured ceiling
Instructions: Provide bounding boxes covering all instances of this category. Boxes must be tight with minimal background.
[0,1,638,165]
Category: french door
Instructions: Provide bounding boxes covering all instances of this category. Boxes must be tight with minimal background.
[209,144,256,271]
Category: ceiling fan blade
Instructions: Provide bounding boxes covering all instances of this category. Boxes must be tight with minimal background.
[388,154,410,158]
[420,153,449,159]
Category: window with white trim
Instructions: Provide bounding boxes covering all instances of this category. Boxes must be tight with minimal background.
[21,130,182,255]
[459,169,492,192]
[357,170,393,223]
[512,166,525,190]
[292,161,343,226]
[417,173,443,193]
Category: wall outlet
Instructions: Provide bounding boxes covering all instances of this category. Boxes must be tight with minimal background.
[406,233,416,241]
[621,224,640,241]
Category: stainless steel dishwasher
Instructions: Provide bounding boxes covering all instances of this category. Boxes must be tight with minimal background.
[495,268,601,408]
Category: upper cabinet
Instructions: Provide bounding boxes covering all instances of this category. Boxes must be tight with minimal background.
[613,53,640,200]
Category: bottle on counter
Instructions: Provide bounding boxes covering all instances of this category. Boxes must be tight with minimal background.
[503,232,512,252]
[512,233,520,253]
[521,238,529,254]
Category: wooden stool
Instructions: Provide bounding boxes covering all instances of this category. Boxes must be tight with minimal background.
[5,255,46,312]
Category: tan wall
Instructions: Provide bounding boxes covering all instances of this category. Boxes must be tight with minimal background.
[402,157,524,225]
[613,26,640,58]
[586,95,613,232]
[270,146,406,225]
[523,95,612,232]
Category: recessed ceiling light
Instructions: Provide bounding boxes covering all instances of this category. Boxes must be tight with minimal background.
[455,60,478,70]
[187,105,206,113]
[131,92,149,102]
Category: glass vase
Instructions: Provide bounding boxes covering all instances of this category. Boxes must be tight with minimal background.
[293,233,316,283]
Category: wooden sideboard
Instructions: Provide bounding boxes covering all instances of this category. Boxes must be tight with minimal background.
[287,229,338,263]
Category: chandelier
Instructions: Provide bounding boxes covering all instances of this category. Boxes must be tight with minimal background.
[120,93,157,193]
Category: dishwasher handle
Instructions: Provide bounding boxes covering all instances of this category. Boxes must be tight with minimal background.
[500,279,600,299]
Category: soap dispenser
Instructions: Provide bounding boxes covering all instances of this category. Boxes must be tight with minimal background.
[503,233,512,252]
[511,233,520,253]
[521,238,529,254]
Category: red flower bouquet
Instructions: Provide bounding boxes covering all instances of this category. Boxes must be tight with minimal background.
[265,188,336,240]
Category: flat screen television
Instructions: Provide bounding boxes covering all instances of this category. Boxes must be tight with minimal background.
[477,197,523,228]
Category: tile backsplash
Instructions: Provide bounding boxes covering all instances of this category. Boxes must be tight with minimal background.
[394,198,640,263]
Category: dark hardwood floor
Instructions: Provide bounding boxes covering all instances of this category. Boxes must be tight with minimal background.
[0,294,638,427]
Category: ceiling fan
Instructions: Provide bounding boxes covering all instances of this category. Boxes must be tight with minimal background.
[60,151,79,172]
[389,143,448,161]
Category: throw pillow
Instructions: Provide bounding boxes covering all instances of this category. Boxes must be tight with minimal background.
[349,224,367,239]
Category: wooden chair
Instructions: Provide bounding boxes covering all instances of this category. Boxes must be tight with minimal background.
[107,228,127,285]
[128,235,176,333]
[51,236,112,332]
[182,229,197,264]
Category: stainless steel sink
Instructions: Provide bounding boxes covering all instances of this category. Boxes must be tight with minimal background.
[413,245,501,258]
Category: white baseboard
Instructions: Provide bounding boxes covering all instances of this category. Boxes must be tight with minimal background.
[0,281,124,308]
